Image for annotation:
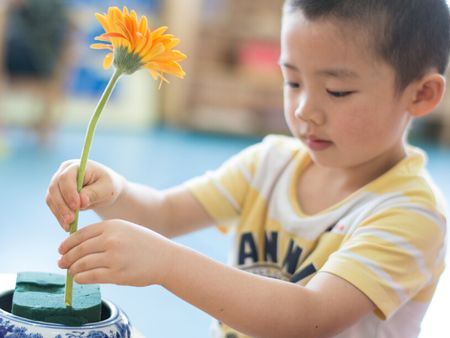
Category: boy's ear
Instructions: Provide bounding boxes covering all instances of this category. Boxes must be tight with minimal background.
[408,73,446,117]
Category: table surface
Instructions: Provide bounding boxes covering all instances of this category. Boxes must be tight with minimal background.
[0,274,145,338]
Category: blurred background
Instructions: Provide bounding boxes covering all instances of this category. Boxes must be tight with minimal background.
[0,0,448,337]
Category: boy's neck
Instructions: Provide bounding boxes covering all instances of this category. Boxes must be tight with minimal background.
[313,143,407,191]
[297,143,407,215]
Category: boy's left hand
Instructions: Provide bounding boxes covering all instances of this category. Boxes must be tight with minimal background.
[58,220,176,286]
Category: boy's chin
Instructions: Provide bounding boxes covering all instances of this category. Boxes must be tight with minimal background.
[307,151,352,169]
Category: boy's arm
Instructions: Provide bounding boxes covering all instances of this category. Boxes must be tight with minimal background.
[95,183,214,237]
[59,216,374,337]
[164,243,375,338]
[47,160,213,237]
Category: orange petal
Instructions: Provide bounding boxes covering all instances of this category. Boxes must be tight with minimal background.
[90,43,113,50]
[153,50,187,62]
[103,32,127,40]
[164,38,180,50]
[94,35,111,42]
[138,16,148,35]
[135,31,150,55]
[153,34,175,46]
[130,10,138,27]
[103,53,113,69]
[172,50,187,61]
[145,61,185,78]
[159,61,185,78]
[95,13,110,32]
[109,7,123,32]
[140,43,165,64]
[159,73,170,88]
[151,26,169,39]
[109,7,121,18]
[147,69,159,80]
[117,21,133,41]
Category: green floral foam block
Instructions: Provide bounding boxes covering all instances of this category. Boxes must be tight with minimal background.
[12,272,101,326]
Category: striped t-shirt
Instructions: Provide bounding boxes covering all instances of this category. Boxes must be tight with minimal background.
[186,135,447,338]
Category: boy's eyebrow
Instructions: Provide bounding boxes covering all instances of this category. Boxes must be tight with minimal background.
[317,68,360,79]
[279,61,359,79]
[279,61,299,71]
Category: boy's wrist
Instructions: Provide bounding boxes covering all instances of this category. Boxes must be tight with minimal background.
[112,174,129,207]
[156,239,184,287]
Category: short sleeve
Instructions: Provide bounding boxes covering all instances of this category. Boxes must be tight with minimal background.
[184,139,263,228]
[321,206,446,319]
[184,135,301,231]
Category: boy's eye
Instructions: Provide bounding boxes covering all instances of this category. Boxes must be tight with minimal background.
[284,81,300,89]
[327,90,354,98]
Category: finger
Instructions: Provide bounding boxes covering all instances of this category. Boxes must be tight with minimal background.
[79,190,91,210]
[68,252,109,276]
[59,223,104,255]
[45,190,64,228]
[57,160,78,172]
[76,163,103,209]
[72,267,111,285]
[46,195,71,231]
[79,187,100,210]
[59,233,104,269]
[58,165,82,211]
[46,162,82,230]
[46,185,74,230]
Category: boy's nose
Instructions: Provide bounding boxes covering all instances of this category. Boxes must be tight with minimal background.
[294,94,325,125]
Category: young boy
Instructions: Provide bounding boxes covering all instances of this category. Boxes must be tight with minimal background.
[46,0,449,337]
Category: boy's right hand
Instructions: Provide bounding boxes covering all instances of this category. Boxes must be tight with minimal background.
[46,160,125,231]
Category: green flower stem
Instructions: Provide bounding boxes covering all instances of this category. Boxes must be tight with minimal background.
[65,68,123,307]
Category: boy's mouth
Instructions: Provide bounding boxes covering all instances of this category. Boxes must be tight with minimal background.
[304,135,333,151]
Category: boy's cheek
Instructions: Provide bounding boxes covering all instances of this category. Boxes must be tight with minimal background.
[333,112,375,138]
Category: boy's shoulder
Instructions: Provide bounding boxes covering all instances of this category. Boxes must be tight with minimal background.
[369,145,447,217]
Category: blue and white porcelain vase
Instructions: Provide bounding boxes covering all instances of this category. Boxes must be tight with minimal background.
[0,290,132,338]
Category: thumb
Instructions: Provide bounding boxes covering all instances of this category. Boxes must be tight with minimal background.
[79,189,96,210]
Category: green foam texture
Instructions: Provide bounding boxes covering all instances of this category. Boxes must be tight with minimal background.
[12,272,101,326]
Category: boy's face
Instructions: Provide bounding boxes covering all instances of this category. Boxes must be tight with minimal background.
[280,11,413,170]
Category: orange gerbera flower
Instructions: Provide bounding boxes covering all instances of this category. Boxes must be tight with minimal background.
[63,7,187,307]
[91,6,186,83]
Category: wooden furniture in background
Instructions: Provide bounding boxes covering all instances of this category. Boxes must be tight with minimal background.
[162,0,287,135]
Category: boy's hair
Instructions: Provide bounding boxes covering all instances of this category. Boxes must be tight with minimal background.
[284,0,450,90]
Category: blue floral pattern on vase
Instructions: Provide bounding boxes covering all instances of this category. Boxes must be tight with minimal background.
[0,317,43,338]
[0,299,131,338]
[0,318,131,338]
